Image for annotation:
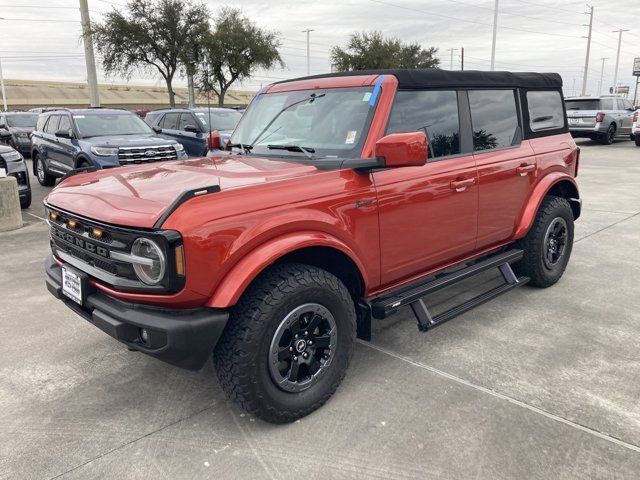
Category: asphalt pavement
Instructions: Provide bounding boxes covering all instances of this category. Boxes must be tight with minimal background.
[1,138,640,479]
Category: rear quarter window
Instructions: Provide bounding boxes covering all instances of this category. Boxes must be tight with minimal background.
[527,90,565,132]
[36,115,47,132]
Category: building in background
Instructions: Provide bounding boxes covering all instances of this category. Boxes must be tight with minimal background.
[1,79,254,111]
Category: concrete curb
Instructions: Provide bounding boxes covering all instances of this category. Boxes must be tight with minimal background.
[0,176,23,232]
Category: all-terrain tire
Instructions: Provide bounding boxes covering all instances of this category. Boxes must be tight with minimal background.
[514,195,574,288]
[34,153,55,186]
[213,263,356,423]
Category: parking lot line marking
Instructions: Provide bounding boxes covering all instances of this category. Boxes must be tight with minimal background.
[575,211,640,244]
[25,211,46,222]
[358,340,640,455]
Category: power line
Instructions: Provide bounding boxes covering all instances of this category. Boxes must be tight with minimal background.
[368,0,583,39]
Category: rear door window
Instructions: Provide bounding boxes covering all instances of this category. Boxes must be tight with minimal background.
[44,115,60,134]
[161,113,180,130]
[468,90,520,151]
[386,90,460,159]
[526,90,565,132]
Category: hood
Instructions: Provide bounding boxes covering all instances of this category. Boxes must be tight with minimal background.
[86,134,177,148]
[45,154,320,228]
[9,127,34,134]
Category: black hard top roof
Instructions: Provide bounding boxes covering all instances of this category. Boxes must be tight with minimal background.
[280,69,563,89]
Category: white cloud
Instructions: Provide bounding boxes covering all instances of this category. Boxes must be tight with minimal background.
[0,0,638,98]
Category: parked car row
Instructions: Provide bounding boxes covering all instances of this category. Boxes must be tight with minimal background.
[0,106,244,192]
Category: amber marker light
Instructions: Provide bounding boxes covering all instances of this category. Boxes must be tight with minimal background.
[175,245,185,276]
[49,212,57,221]
[92,228,103,238]
[68,220,77,228]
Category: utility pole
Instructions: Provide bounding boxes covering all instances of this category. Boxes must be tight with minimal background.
[461,47,464,71]
[447,48,458,70]
[597,57,607,95]
[0,57,7,111]
[302,29,314,76]
[612,29,629,94]
[79,0,100,107]
[490,0,499,70]
[581,5,593,96]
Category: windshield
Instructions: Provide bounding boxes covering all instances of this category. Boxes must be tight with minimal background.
[565,99,600,110]
[6,114,38,128]
[230,86,377,158]
[195,109,242,131]
[72,112,153,137]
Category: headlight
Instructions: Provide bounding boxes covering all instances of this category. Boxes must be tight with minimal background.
[90,146,119,156]
[2,151,22,162]
[172,143,184,152]
[16,132,29,139]
[131,238,166,285]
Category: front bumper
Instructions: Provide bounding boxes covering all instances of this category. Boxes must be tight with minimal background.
[45,255,229,370]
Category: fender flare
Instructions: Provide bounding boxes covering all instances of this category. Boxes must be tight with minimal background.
[206,231,369,308]
[514,173,579,239]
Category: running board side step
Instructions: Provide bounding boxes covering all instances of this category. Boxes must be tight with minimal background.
[370,249,529,331]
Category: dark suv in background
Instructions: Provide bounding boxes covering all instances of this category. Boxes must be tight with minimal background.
[145,107,242,157]
[0,144,31,208]
[31,108,187,186]
[0,112,39,156]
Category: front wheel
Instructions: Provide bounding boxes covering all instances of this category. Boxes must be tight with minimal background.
[514,196,574,288]
[635,135,640,147]
[20,190,32,209]
[213,263,356,423]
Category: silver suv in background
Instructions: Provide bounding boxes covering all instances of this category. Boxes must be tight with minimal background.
[565,95,635,144]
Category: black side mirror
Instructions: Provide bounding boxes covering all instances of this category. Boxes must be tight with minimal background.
[55,129,74,139]
[152,126,162,134]
[184,124,199,133]
[0,130,11,139]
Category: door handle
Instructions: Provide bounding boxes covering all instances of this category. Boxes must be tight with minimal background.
[516,164,535,176]
[450,178,476,192]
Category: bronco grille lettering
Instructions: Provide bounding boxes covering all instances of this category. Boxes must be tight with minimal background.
[53,228,109,258]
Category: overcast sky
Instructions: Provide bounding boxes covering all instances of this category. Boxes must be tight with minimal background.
[1,0,639,98]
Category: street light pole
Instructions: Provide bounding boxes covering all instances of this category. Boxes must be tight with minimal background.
[447,48,458,70]
[597,57,607,96]
[302,29,314,76]
[490,0,499,71]
[0,57,7,111]
[581,5,593,96]
[612,29,629,94]
[79,0,100,107]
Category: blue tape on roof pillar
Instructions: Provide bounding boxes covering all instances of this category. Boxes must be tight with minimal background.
[369,76,385,106]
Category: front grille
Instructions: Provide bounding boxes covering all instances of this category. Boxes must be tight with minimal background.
[118,145,178,165]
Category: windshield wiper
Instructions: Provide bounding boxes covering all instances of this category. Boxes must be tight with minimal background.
[227,142,253,154]
[267,144,315,159]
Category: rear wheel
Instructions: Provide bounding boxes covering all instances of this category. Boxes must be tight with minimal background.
[514,196,574,288]
[34,153,55,186]
[213,263,356,423]
[635,135,640,147]
[600,124,616,145]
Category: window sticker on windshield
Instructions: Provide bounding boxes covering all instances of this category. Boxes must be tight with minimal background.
[362,92,372,102]
[196,112,205,116]
[345,130,357,144]
[74,115,85,118]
